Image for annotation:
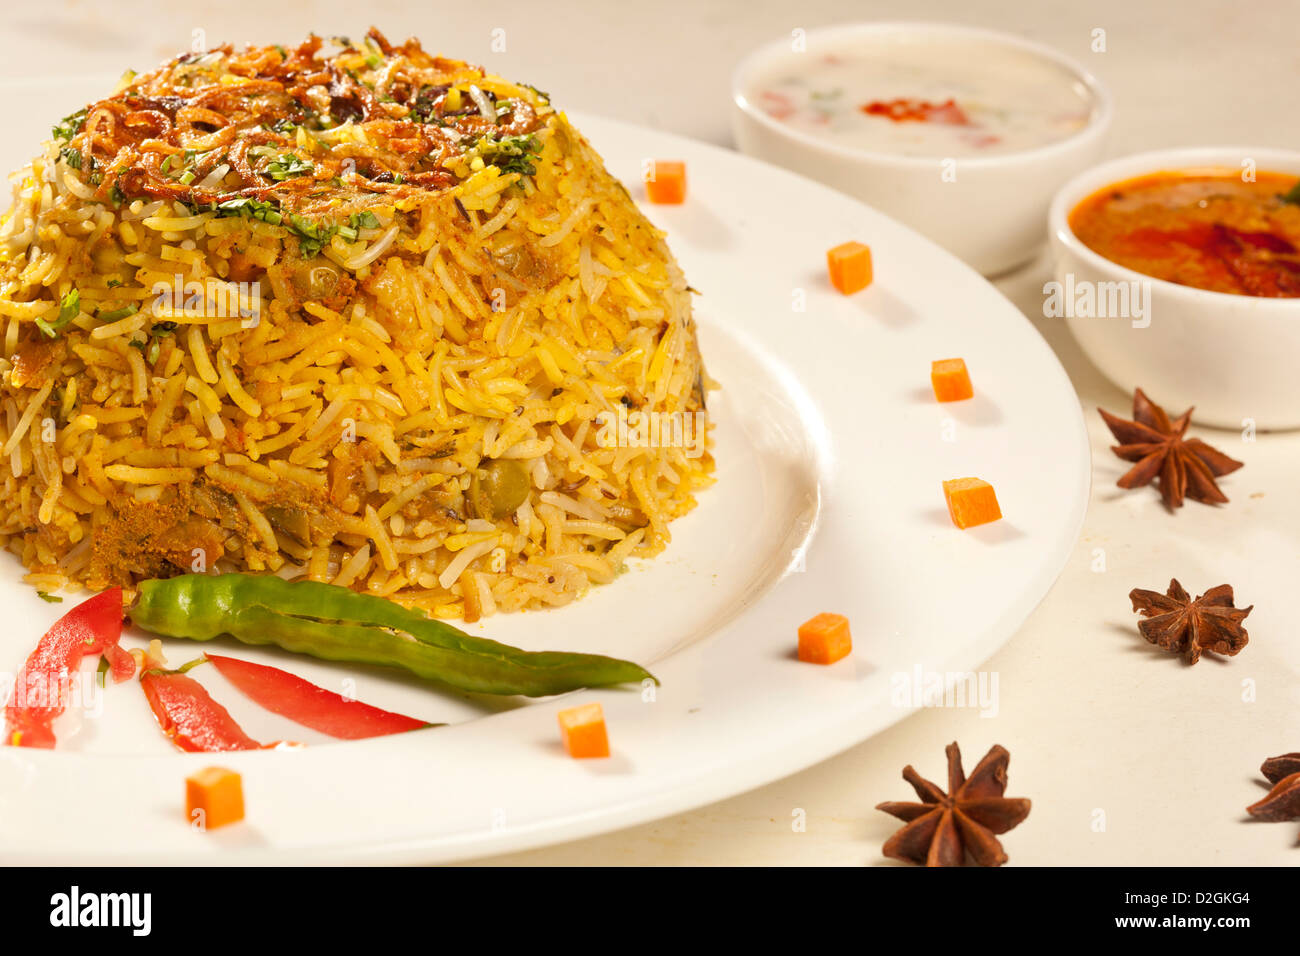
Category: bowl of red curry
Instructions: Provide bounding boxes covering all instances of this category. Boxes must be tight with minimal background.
[1050,147,1300,429]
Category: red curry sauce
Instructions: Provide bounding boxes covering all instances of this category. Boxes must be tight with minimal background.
[1069,171,1300,297]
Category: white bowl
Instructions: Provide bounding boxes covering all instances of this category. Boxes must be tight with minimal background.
[1049,147,1300,430]
[731,22,1112,276]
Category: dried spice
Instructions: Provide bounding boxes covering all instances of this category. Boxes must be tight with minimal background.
[1099,388,1243,509]
[1261,753,1300,784]
[1128,579,1252,664]
[1246,753,1300,825]
[875,742,1031,867]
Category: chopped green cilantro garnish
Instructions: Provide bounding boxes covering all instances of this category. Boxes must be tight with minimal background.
[474,134,542,176]
[37,591,63,604]
[97,304,139,323]
[36,289,81,338]
[52,107,88,143]
[1280,181,1300,206]
[265,153,314,181]
[213,197,281,225]
[288,213,338,256]
[190,195,375,258]
[129,321,179,364]
[60,147,83,170]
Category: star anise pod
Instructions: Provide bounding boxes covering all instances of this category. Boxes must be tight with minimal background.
[875,742,1031,867]
[1261,753,1300,784]
[1099,388,1243,509]
[1246,753,1300,824]
[1128,579,1252,664]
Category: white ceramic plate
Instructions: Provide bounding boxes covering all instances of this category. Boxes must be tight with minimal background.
[0,80,1089,863]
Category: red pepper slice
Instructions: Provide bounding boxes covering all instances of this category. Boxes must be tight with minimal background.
[4,588,134,749]
[205,653,428,739]
[860,97,972,126]
[1120,223,1300,297]
[140,668,263,753]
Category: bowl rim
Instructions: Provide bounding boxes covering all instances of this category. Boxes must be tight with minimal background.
[1049,145,1300,312]
[730,20,1114,170]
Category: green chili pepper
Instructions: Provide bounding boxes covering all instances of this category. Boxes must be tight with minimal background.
[131,574,656,697]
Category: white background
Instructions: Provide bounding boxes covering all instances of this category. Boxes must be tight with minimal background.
[3,0,1298,865]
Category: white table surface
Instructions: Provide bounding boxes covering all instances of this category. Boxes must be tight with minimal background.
[6,0,1298,865]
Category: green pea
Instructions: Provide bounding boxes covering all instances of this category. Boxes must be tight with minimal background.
[468,459,530,521]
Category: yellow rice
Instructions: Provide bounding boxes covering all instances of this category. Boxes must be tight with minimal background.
[0,33,714,618]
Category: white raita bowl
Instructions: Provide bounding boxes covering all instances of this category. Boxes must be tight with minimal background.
[731,21,1112,276]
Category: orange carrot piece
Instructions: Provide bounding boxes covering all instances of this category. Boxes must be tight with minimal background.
[557,702,610,758]
[797,612,853,665]
[826,241,873,294]
[644,160,687,204]
[185,766,245,830]
[931,358,974,402]
[943,477,1002,529]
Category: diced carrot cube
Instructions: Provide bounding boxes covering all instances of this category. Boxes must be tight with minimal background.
[185,766,245,830]
[557,702,610,758]
[943,477,1002,529]
[931,358,974,402]
[826,241,873,294]
[797,612,853,664]
[644,160,687,204]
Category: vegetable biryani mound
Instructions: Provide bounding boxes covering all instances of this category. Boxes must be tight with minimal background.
[0,28,714,618]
